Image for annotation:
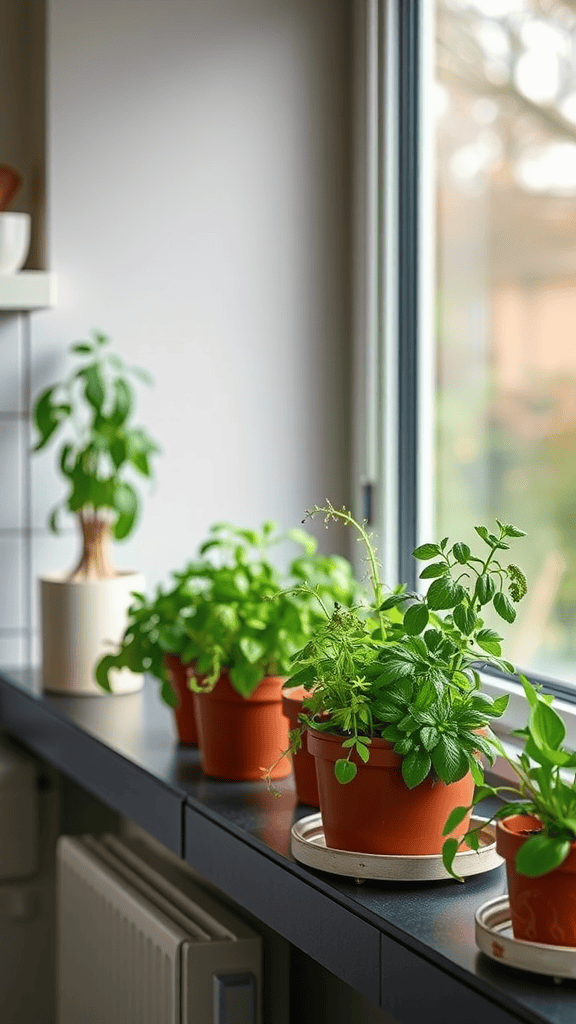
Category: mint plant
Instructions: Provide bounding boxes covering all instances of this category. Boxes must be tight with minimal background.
[285,504,527,789]
[442,675,576,880]
[96,520,365,701]
[33,330,159,579]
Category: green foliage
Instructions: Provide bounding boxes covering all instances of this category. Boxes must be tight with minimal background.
[96,520,365,699]
[32,330,159,540]
[286,506,527,790]
[442,675,576,880]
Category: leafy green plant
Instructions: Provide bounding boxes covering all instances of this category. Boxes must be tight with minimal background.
[95,581,194,707]
[285,504,528,789]
[442,674,576,879]
[32,330,159,579]
[96,520,365,700]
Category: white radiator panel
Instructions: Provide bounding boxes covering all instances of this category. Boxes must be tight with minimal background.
[57,834,261,1024]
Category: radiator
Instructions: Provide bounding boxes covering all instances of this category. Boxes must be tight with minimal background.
[57,834,262,1024]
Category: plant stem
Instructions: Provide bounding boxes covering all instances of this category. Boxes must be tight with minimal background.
[68,512,116,581]
[306,505,386,633]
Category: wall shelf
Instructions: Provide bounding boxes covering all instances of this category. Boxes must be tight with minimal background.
[0,272,57,311]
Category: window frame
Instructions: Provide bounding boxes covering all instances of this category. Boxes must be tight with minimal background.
[356,0,576,753]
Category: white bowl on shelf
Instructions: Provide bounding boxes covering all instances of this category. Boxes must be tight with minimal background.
[0,213,31,274]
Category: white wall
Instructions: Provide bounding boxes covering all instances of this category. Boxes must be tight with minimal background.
[0,0,353,664]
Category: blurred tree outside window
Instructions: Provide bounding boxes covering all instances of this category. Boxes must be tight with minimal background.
[435,0,576,682]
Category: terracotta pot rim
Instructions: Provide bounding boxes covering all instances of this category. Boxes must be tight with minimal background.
[308,726,401,768]
[194,672,286,704]
[281,687,314,713]
[497,814,576,873]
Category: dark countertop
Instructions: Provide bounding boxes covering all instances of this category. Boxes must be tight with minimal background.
[0,669,575,1024]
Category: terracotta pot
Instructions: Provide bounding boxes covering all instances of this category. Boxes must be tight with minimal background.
[496,815,576,945]
[193,673,291,782]
[163,654,198,747]
[308,728,475,855]
[281,688,319,807]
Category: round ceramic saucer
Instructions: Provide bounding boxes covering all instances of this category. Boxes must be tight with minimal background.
[290,814,502,882]
[476,895,576,980]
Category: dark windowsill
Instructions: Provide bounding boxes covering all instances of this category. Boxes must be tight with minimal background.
[0,668,574,1024]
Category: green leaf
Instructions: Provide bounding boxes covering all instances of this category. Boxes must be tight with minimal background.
[520,673,539,709]
[160,679,179,708]
[442,805,470,836]
[502,524,526,538]
[530,700,566,751]
[71,343,93,354]
[453,542,471,564]
[515,834,571,878]
[130,450,151,477]
[412,543,440,560]
[419,562,449,579]
[239,636,265,664]
[94,654,116,692]
[442,838,462,880]
[474,525,490,544]
[431,734,468,784]
[420,725,439,751]
[48,507,60,534]
[394,736,415,756]
[33,386,56,433]
[379,593,409,611]
[490,694,509,718]
[286,527,317,555]
[403,602,429,635]
[468,755,484,786]
[33,386,66,450]
[475,628,502,657]
[356,742,370,764]
[114,509,137,541]
[493,591,516,623]
[111,377,133,425]
[401,748,431,789]
[114,480,138,514]
[335,759,357,784]
[467,829,480,852]
[285,664,316,688]
[476,575,496,605]
[372,698,404,722]
[453,603,476,635]
[426,577,465,611]
[229,661,263,698]
[110,437,127,469]
[80,363,106,411]
[423,628,443,652]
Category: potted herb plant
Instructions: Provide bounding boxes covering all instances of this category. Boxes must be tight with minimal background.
[97,520,364,783]
[284,503,527,855]
[33,330,159,695]
[443,676,576,944]
[96,579,201,744]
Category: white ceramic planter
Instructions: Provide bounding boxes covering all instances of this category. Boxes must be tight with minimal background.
[0,213,31,274]
[40,571,145,696]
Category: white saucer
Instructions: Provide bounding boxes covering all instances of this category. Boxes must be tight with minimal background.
[290,814,502,882]
[476,895,576,980]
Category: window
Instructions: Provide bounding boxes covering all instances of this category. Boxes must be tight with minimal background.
[435,0,576,688]
[365,0,576,700]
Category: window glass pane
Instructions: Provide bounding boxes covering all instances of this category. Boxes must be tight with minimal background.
[435,0,576,682]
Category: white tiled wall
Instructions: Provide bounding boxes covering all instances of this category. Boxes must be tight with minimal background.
[0,316,28,664]
[0,313,75,666]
